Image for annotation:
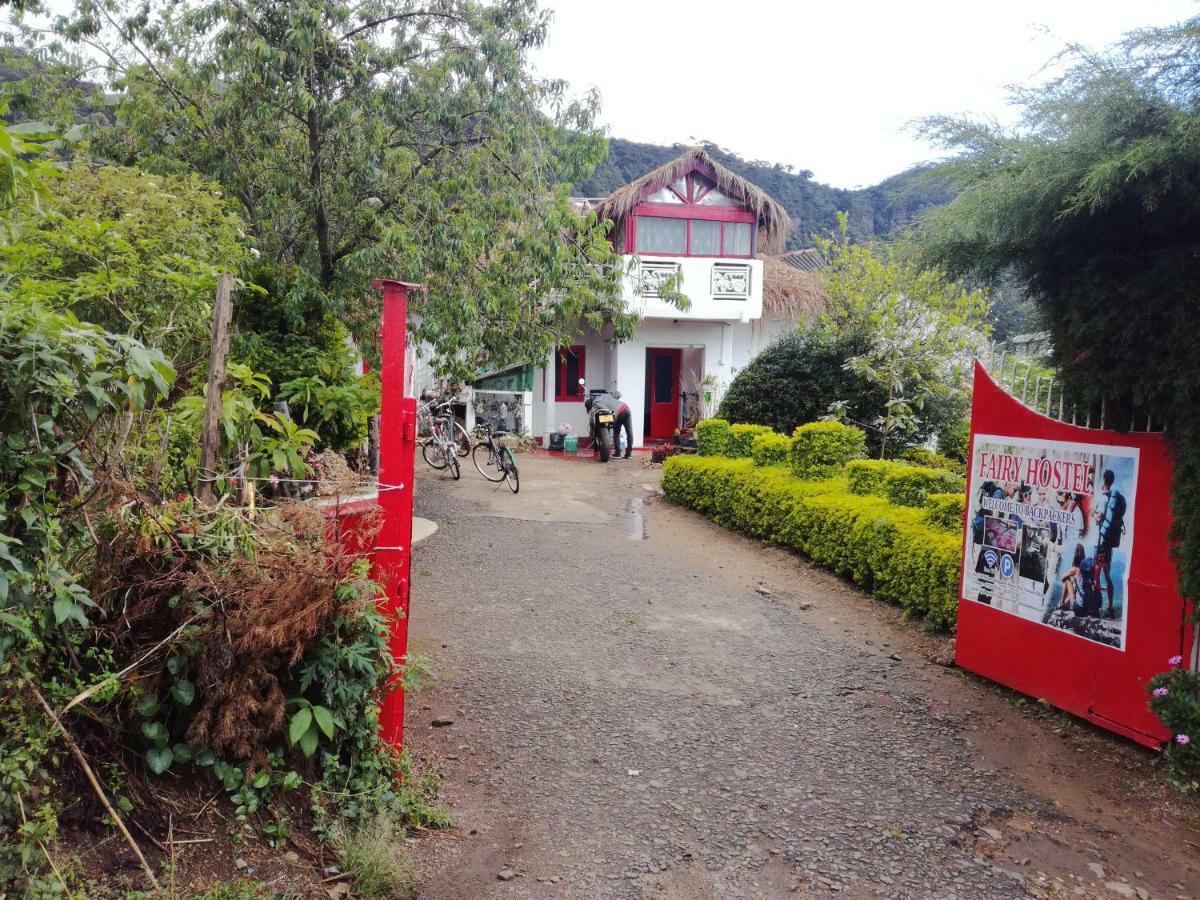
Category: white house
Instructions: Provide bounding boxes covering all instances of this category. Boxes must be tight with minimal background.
[531,148,819,448]
[410,148,826,448]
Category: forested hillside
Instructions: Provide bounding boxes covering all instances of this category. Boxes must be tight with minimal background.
[576,138,957,248]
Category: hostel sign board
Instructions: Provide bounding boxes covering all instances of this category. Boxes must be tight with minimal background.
[963,436,1138,651]
[956,363,1189,749]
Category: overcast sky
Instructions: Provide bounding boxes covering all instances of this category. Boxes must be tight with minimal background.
[530,0,1199,188]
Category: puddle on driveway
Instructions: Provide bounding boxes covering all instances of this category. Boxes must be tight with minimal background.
[626,497,648,540]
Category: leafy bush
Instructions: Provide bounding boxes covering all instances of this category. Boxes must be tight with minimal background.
[790,421,865,479]
[1148,660,1200,791]
[846,459,904,496]
[234,267,380,452]
[884,465,965,508]
[924,493,966,532]
[0,158,249,363]
[661,455,961,629]
[902,447,963,473]
[696,418,731,456]
[726,423,773,458]
[717,327,887,437]
[0,300,175,888]
[750,431,790,467]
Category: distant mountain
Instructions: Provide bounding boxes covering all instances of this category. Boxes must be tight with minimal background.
[575,138,957,249]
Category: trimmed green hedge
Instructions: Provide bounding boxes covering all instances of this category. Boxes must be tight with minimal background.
[661,454,961,630]
[846,459,905,496]
[696,418,730,456]
[902,447,964,474]
[750,431,790,467]
[790,422,866,480]
[884,465,965,508]
[924,493,966,532]
[726,423,774,458]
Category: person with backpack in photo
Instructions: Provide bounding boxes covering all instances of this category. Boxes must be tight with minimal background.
[1092,468,1127,619]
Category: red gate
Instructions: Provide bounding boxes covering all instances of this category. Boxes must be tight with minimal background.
[956,362,1192,748]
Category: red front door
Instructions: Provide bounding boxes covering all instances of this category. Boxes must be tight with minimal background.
[646,348,681,439]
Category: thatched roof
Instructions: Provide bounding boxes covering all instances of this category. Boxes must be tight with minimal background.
[592,147,794,253]
[761,254,828,320]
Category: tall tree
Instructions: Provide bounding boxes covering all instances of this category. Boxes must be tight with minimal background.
[917,15,1200,598]
[820,219,987,458]
[32,0,633,378]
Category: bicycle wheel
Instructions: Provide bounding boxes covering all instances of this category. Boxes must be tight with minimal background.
[422,440,447,470]
[501,448,519,494]
[473,441,505,481]
[445,444,461,480]
[453,420,472,457]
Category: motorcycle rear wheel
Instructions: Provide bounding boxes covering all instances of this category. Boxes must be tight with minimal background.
[597,426,611,462]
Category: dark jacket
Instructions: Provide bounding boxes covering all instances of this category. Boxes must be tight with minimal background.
[588,392,629,415]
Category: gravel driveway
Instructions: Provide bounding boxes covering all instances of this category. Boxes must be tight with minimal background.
[404,455,1198,899]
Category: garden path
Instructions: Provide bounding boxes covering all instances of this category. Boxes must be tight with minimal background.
[404,455,1199,899]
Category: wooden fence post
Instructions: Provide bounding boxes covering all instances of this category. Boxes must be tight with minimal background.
[198,274,235,503]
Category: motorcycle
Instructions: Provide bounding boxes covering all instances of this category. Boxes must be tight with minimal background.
[580,377,614,463]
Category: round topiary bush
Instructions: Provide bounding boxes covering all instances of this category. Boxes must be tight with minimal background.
[726,424,774,458]
[790,421,866,479]
[695,418,731,456]
[750,431,790,467]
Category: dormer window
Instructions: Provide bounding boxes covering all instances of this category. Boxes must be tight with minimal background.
[631,171,756,258]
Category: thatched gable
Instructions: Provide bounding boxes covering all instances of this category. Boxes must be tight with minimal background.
[761,254,827,320]
[592,147,794,253]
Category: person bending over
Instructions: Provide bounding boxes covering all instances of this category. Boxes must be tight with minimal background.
[589,390,633,459]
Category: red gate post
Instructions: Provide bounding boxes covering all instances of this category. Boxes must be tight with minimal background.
[372,279,420,749]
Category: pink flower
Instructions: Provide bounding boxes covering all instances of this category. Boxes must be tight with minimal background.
[1175,734,1191,746]
[1152,687,1169,698]
[1168,655,1184,668]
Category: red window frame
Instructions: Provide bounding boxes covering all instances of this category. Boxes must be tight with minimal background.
[554,345,586,402]
[628,173,757,259]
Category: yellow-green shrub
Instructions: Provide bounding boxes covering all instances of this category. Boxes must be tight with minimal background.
[884,465,965,507]
[726,423,773,458]
[846,459,905,496]
[661,454,961,631]
[924,493,966,532]
[902,447,964,474]
[790,421,866,480]
[750,431,790,467]
[695,418,730,456]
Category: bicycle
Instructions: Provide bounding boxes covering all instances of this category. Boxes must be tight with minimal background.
[421,405,462,479]
[471,418,519,493]
[417,399,470,457]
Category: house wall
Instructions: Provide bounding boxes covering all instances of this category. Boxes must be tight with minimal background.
[731,316,797,370]
[623,255,763,323]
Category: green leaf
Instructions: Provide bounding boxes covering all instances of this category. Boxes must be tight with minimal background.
[288,707,313,747]
[146,746,174,774]
[194,748,216,767]
[312,705,335,740]
[141,720,166,743]
[172,743,193,763]
[281,771,302,790]
[171,679,195,706]
[251,771,270,789]
[136,695,160,718]
[299,726,319,757]
[52,595,88,627]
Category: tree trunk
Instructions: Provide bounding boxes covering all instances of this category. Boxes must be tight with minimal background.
[198,274,235,503]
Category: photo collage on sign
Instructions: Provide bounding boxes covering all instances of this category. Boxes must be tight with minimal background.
[962,435,1138,650]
